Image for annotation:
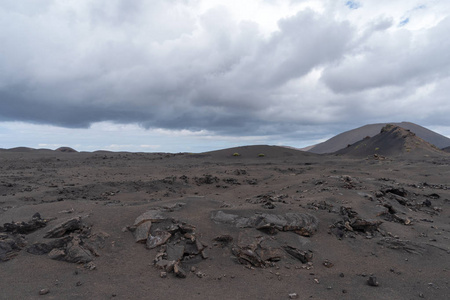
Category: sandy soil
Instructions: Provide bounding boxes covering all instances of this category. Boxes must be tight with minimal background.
[1,146,449,300]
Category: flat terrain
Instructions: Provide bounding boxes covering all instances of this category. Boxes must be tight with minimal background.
[1,146,449,299]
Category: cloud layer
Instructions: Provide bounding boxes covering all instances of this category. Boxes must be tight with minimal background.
[1,0,450,144]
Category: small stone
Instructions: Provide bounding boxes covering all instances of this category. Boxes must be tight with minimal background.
[196,271,205,278]
[174,263,187,278]
[367,276,379,287]
[154,260,175,272]
[314,278,320,284]
[339,273,345,278]
[39,288,50,295]
[195,239,205,252]
[179,223,196,233]
[288,293,299,299]
[160,271,167,278]
[84,262,96,270]
[76,281,82,286]
[323,260,334,268]
[48,248,66,260]
[201,249,209,259]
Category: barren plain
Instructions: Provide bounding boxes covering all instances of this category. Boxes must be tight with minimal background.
[1,144,449,299]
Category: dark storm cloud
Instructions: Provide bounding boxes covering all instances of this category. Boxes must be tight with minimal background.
[1,0,449,138]
[0,3,353,134]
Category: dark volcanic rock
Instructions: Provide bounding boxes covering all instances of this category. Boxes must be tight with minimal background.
[383,187,408,198]
[213,235,233,247]
[166,244,185,262]
[211,211,318,236]
[367,276,379,287]
[146,230,171,249]
[44,218,84,238]
[351,219,382,233]
[283,246,313,263]
[64,238,94,263]
[25,217,107,264]
[133,221,152,243]
[377,238,425,255]
[174,262,187,278]
[232,246,266,267]
[0,233,26,262]
[133,210,167,227]
[27,237,71,255]
[1,213,49,235]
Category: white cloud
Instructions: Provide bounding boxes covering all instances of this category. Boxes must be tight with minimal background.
[0,0,449,151]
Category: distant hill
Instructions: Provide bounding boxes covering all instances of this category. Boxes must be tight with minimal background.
[0,147,77,153]
[203,145,315,159]
[55,147,78,153]
[308,122,450,154]
[335,124,446,157]
[0,147,52,153]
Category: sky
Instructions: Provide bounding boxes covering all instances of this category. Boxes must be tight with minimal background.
[1,0,450,153]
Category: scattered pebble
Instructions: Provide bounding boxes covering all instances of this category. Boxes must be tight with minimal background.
[323,260,334,268]
[38,289,49,295]
[367,276,379,287]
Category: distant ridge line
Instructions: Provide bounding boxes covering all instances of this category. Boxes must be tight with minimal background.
[308,122,450,154]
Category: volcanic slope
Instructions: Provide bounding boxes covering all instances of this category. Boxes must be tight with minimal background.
[335,124,447,157]
[309,122,450,154]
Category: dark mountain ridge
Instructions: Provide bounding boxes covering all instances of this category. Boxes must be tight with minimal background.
[309,122,450,154]
[335,124,446,157]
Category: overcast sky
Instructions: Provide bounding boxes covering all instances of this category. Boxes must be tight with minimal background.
[1,0,450,152]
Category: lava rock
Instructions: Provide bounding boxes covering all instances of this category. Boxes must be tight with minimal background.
[134,221,152,243]
[367,276,379,286]
[133,210,166,227]
[283,246,313,263]
[146,230,171,249]
[44,218,84,238]
[1,213,49,235]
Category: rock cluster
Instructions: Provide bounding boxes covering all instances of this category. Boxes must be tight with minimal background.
[211,210,317,268]
[0,213,49,234]
[0,233,26,262]
[0,213,108,264]
[1,213,49,261]
[27,217,108,264]
[129,209,208,278]
[330,206,382,238]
